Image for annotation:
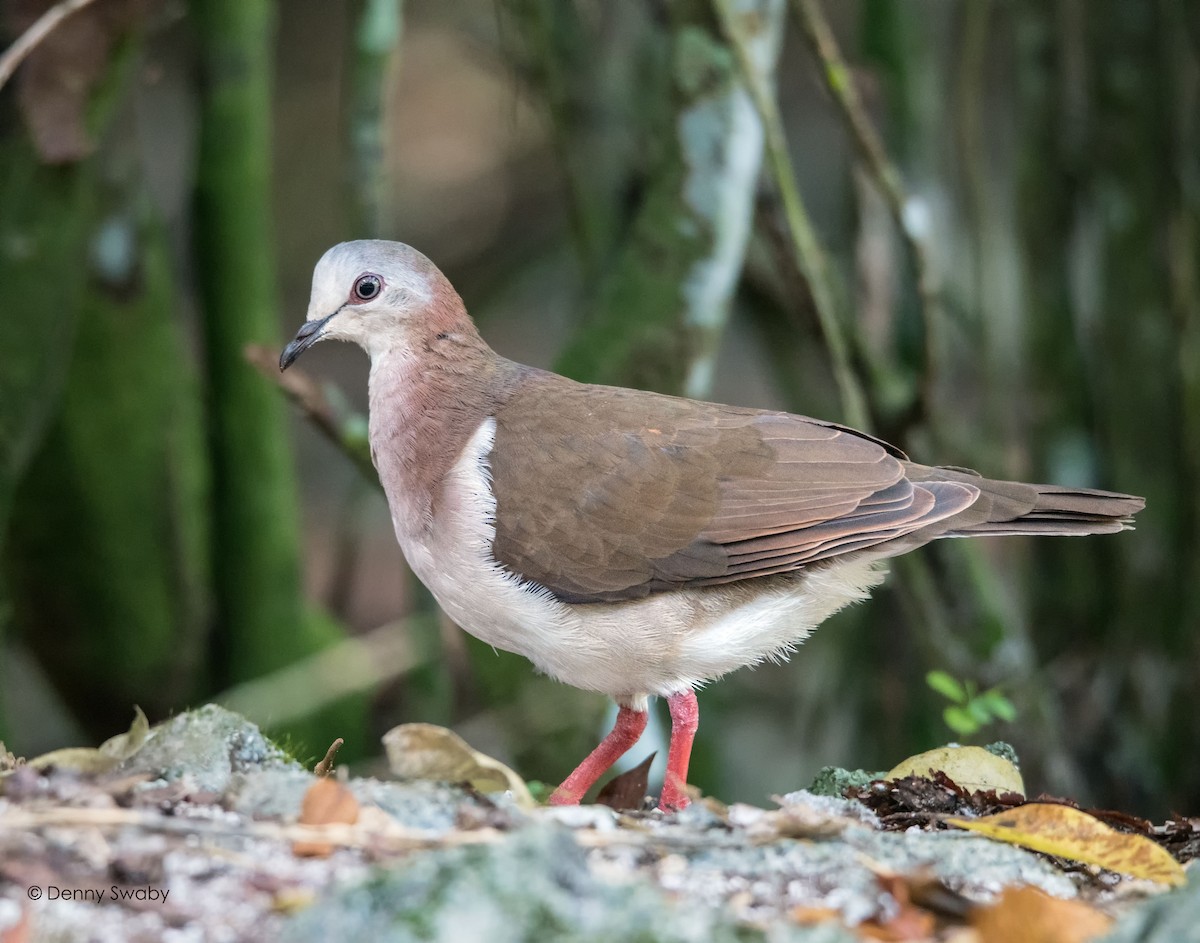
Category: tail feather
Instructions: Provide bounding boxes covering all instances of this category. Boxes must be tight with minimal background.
[904,465,1144,539]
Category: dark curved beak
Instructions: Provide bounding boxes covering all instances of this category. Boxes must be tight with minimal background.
[280,312,337,371]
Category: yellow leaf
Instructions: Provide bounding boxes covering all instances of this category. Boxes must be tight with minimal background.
[382,723,534,808]
[947,803,1186,886]
[886,745,1025,796]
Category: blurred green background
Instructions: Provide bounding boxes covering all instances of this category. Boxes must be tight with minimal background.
[1,0,1196,815]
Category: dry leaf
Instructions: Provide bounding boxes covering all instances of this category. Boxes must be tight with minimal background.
[970,886,1111,943]
[596,752,654,811]
[886,746,1025,796]
[293,777,361,858]
[14,706,150,776]
[858,873,937,941]
[947,803,1187,886]
[0,742,21,773]
[299,777,360,826]
[6,0,155,162]
[382,723,534,808]
[788,905,841,925]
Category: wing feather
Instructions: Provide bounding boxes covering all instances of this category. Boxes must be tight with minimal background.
[487,375,977,602]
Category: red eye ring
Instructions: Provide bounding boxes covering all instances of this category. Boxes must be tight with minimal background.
[353,273,382,302]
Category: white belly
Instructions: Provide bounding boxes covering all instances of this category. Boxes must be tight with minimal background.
[391,419,887,707]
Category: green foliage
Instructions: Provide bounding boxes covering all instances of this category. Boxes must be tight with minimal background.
[6,207,211,736]
[524,780,553,804]
[926,671,1016,739]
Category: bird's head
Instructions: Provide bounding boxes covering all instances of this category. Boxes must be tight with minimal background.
[280,240,465,370]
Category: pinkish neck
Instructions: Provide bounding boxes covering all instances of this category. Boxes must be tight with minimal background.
[366,342,508,535]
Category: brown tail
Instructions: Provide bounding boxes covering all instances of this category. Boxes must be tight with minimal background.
[905,464,1145,538]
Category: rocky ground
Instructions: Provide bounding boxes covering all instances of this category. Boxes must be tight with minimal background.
[0,705,1196,943]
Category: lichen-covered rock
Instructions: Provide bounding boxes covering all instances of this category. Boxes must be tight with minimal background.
[116,704,298,793]
[807,766,882,798]
[1097,871,1200,943]
[283,824,856,943]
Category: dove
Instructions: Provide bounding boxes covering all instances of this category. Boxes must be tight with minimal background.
[280,240,1144,811]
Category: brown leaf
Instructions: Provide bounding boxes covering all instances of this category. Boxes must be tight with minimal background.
[6,0,155,163]
[855,769,1027,832]
[595,752,655,811]
[857,873,938,941]
[970,886,1111,943]
[947,803,1187,886]
[292,777,360,858]
[788,905,841,926]
[299,777,360,826]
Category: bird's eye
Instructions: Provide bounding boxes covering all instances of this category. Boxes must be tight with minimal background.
[353,274,382,301]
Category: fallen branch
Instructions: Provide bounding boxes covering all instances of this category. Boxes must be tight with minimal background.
[244,343,378,485]
[314,738,345,777]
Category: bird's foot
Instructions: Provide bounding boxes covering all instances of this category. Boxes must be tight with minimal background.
[547,786,583,806]
[545,705,648,807]
[658,773,691,812]
[658,690,699,813]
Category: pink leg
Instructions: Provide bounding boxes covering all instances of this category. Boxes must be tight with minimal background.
[549,705,648,805]
[659,690,699,812]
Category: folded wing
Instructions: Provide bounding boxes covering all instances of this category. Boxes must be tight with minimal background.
[487,376,979,603]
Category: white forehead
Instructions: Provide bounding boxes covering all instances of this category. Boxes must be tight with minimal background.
[308,240,434,316]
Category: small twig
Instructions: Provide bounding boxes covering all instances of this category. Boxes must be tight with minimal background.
[713,0,872,431]
[0,803,507,853]
[790,0,945,420]
[0,0,101,92]
[244,344,378,485]
[314,738,345,777]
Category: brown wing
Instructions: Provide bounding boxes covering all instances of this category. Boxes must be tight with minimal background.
[487,374,979,603]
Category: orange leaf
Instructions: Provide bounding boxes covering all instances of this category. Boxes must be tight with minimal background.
[788,905,841,926]
[857,873,938,941]
[947,803,1185,886]
[971,886,1111,943]
[293,777,360,857]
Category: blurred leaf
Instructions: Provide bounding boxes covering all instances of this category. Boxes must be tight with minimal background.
[14,706,149,776]
[925,670,967,704]
[0,742,19,772]
[596,752,655,811]
[382,722,534,808]
[293,776,361,858]
[948,804,1187,886]
[6,0,153,163]
[967,698,994,725]
[943,706,979,736]
[857,872,938,940]
[970,886,1111,943]
[979,690,1017,723]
